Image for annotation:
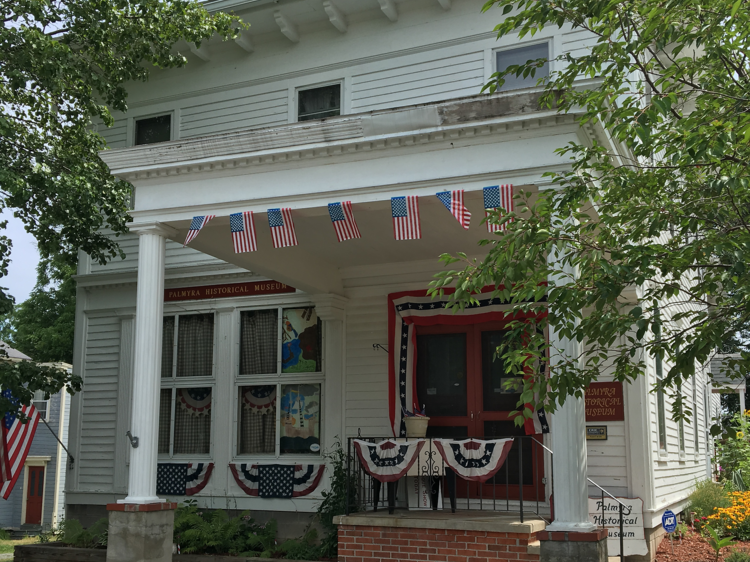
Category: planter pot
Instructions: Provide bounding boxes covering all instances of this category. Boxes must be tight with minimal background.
[404,416,430,437]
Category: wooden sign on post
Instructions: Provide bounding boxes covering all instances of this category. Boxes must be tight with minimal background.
[585,382,625,422]
[588,497,648,556]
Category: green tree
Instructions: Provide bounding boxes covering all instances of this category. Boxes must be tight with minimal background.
[430,0,750,429]
[0,0,240,418]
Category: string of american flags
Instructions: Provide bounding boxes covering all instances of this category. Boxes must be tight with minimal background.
[184,185,514,251]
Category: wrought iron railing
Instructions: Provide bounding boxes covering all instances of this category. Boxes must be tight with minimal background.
[588,477,625,562]
[345,435,552,522]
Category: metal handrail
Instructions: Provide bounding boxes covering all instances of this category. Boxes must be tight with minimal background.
[587,477,625,562]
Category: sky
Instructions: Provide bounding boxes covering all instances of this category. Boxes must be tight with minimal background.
[1,210,41,304]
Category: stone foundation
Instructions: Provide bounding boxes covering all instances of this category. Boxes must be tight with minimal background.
[538,529,608,562]
[106,502,176,562]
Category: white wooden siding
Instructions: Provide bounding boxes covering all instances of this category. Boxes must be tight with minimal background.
[561,29,598,59]
[77,316,120,491]
[351,51,484,113]
[345,294,391,437]
[96,119,128,149]
[88,233,228,273]
[180,89,289,139]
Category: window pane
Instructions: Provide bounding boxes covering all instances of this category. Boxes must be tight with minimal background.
[282,308,321,373]
[280,384,320,454]
[158,389,172,454]
[162,317,175,378]
[482,330,523,411]
[135,115,171,145]
[238,386,277,454]
[173,387,212,455]
[496,43,549,92]
[177,314,214,377]
[416,333,467,417]
[298,85,341,122]
[240,310,278,375]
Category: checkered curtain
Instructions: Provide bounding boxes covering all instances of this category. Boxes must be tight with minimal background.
[158,389,172,454]
[174,387,212,454]
[240,310,278,375]
[177,314,214,377]
[239,387,276,454]
[161,316,175,378]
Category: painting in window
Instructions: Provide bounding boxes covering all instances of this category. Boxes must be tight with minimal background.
[280,384,320,454]
[238,385,277,454]
[282,308,321,373]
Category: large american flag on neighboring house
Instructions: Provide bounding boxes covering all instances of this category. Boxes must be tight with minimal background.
[391,196,421,240]
[328,201,361,242]
[1,392,40,499]
[230,211,257,253]
[436,190,471,230]
[268,208,298,248]
[184,215,215,246]
[483,185,514,232]
[387,290,549,439]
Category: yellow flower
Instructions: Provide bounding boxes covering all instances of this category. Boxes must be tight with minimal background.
[737,431,746,439]
[744,409,750,417]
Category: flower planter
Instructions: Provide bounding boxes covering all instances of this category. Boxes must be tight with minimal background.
[13,543,323,562]
[404,416,430,437]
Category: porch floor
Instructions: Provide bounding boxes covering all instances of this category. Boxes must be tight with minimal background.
[334,509,548,534]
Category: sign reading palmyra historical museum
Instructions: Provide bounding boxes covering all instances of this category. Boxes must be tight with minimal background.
[585,382,625,421]
[164,280,295,302]
[588,497,648,556]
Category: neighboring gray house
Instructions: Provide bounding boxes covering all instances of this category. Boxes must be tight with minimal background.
[0,344,71,532]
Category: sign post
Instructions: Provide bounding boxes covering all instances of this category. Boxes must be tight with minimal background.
[662,509,677,555]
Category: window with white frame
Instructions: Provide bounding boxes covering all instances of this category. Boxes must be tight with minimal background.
[135,114,171,146]
[654,314,668,452]
[32,390,49,421]
[693,376,700,452]
[158,313,215,457]
[236,307,322,457]
[495,43,550,92]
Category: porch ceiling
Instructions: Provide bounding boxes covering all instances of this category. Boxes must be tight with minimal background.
[168,189,508,294]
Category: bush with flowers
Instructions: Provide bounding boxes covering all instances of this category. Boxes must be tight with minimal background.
[715,411,750,489]
[705,491,750,541]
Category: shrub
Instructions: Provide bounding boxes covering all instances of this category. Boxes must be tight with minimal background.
[689,479,730,526]
[706,491,750,540]
[316,437,358,558]
[726,549,750,562]
[0,529,10,541]
[58,518,108,548]
[716,412,750,487]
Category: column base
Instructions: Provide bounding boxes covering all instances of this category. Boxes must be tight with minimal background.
[106,502,177,562]
[538,529,608,562]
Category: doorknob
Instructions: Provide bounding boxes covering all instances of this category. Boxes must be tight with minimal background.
[471,411,474,420]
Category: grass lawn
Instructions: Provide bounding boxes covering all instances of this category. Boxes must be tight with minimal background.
[0,536,45,555]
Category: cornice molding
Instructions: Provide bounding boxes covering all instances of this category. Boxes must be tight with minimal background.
[126,222,180,238]
[75,265,259,290]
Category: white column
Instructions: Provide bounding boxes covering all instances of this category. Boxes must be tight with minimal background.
[545,233,596,532]
[121,223,177,504]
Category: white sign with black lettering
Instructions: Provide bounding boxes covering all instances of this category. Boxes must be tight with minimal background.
[588,497,648,556]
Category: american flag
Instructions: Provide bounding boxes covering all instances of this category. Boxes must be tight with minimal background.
[436,190,471,230]
[268,208,298,248]
[483,185,514,232]
[328,201,361,242]
[184,215,215,246]
[391,196,421,240]
[1,392,40,499]
[230,212,257,253]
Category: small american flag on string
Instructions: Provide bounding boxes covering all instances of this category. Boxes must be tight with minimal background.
[184,215,215,246]
[268,208,298,248]
[391,196,421,240]
[328,201,361,242]
[436,190,471,230]
[483,185,514,232]
[1,391,40,499]
[230,212,257,253]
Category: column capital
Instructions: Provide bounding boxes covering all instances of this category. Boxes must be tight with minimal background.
[127,221,179,238]
[312,293,348,321]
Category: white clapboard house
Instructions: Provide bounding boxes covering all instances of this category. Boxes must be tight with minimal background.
[67,0,720,560]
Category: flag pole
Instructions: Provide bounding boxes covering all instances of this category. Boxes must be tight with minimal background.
[38,414,74,469]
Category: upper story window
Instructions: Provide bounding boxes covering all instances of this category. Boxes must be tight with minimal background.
[135,114,171,145]
[237,307,322,457]
[158,313,215,457]
[495,43,550,92]
[32,390,49,422]
[297,84,341,122]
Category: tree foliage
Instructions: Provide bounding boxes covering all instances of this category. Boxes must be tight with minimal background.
[0,0,240,417]
[430,0,750,426]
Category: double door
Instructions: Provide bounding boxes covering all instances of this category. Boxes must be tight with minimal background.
[414,322,544,499]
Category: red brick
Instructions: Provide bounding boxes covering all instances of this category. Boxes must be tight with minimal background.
[399,547,418,554]
[476,536,498,545]
[362,531,381,538]
[497,538,517,545]
[447,556,466,562]
[430,556,448,562]
[568,530,607,542]
[509,545,527,552]
[409,540,429,548]
[418,547,437,555]
[358,538,374,544]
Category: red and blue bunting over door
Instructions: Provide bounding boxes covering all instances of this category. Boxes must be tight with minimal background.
[415,321,545,501]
